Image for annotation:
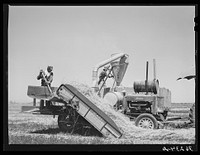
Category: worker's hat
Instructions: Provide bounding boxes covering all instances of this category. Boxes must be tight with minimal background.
[47,66,53,70]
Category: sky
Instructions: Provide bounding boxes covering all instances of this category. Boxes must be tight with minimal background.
[8,6,196,103]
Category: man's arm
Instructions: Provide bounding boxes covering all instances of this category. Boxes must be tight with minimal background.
[46,73,53,84]
[37,70,44,80]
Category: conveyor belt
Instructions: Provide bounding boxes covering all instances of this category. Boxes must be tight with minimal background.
[56,84,122,138]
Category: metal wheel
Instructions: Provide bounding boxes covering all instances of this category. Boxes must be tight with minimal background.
[58,114,74,132]
[58,108,76,133]
[135,113,158,129]
[58,110,102,136]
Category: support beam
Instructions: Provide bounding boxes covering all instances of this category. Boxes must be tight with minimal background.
[33,98,36,106]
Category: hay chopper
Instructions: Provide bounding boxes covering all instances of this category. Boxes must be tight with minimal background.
[92,53,171,129]
[23,53,193,138]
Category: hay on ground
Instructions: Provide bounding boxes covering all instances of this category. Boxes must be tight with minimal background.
[62,81,195,141]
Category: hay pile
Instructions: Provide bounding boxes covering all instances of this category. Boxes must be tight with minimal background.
[67,81,195,142]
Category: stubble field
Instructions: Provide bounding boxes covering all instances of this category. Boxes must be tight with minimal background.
[8,102,195,145]
[8,83,196,145]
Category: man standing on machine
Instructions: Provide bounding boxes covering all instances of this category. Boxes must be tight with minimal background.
[98,66,114,86]
[37,66,53,110]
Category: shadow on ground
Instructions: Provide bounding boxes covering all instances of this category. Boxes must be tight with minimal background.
[30,127,103,137]
[30,127,62,134]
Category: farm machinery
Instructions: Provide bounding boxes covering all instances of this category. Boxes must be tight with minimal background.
[92,53,171,129]
[24,84,122,138]
[92,53,193,129]
[23,53,194,139]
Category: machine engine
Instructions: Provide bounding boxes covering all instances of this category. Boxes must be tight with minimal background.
[127,100,152,114]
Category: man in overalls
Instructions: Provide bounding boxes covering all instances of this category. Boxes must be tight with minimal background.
[98,66,108,85]
[37,66,53,110]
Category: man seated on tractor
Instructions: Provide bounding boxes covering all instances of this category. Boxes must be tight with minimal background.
[37,66,53,110]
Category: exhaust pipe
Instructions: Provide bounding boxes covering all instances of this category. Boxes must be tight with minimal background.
[145,61,149,94]
[134,59,159,94]
[153,59,156,81]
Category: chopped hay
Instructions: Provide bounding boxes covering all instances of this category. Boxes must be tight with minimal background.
[66,81,195,142]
